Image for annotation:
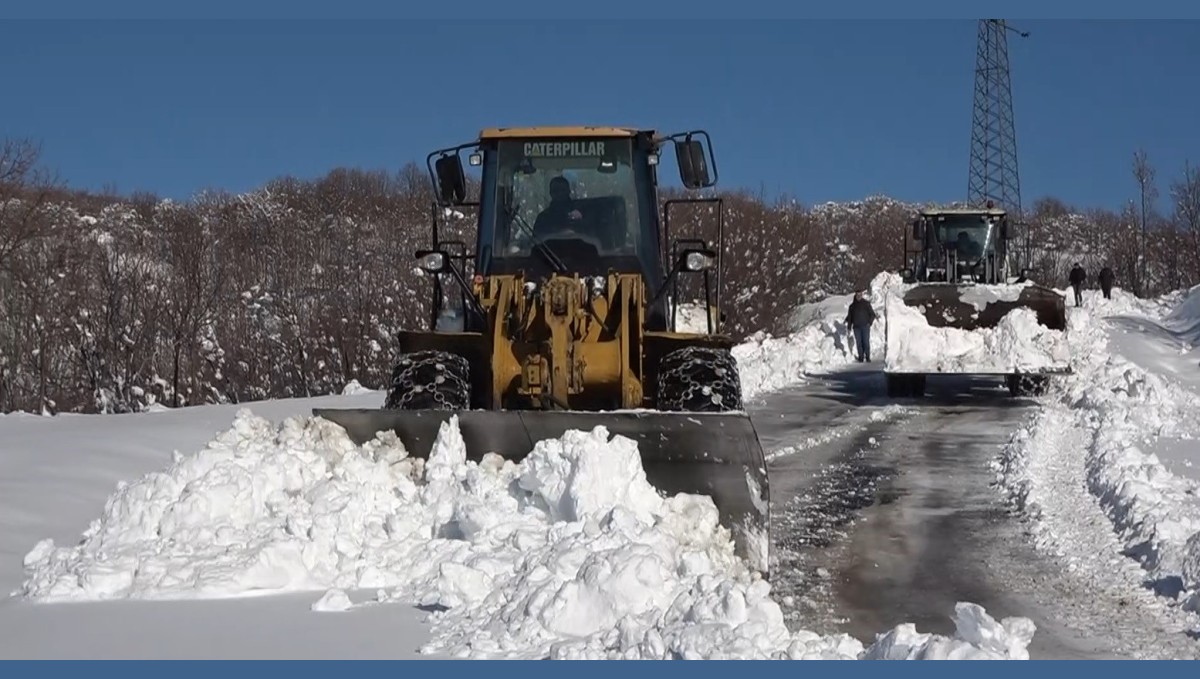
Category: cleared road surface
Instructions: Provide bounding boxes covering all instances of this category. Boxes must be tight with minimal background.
[750,364,1200,660]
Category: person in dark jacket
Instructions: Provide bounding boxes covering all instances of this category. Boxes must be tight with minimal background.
[1098,265,1115,300]
[1069,263,1086,307]
[845,291,876,362]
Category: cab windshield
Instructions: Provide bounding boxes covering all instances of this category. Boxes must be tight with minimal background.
[486,137,657,278]
[932,214,997,261]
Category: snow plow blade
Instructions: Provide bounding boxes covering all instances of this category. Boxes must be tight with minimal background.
[882,282,1072,387]
[311,407,771,573]
[900,283,1067,332]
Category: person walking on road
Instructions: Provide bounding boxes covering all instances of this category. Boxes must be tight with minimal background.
[1069,262,1087,307]
[1098,265,1115,300]
[845,291,876,363]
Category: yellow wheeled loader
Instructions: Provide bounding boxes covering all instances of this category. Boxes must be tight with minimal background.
[884,205,1069,398]
[313,126,770,573]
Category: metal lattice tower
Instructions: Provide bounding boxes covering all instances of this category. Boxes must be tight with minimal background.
[967,19,1028,218]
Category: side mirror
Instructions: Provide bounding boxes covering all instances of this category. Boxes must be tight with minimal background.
[675,139,712,189]
[415,249,451,274]
[1001,221,1011,240]
[911,219,924,241]
[678,247,717,272]
[434,154,466,205]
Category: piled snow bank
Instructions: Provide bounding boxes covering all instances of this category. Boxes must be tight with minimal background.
[735,272,904,400]
[862,603,1035,660]
[883,297,1071,374]
[733,330,849,402]
[19,410,1034,660]
[1057,284,1181,320]
[1163,283,1200,346]
[340,379,375,396]
[994,296,1200,612]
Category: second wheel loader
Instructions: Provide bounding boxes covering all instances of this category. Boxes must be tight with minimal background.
[313,126,770,574]
[883,205,1070,398]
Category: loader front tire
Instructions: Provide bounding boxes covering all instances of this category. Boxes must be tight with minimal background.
[657,346,743,412]
[384,350,471,411]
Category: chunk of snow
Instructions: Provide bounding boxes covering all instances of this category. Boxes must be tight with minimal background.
[311,588,353,612]
[340,379,373,396]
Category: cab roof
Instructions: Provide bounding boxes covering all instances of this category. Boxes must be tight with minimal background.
[919,207,1009,217]
[478,126,648,140]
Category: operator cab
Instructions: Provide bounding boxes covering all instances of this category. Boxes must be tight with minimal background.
[476,129,664,283]
[908,207,1011,284]
[422,126,723,334]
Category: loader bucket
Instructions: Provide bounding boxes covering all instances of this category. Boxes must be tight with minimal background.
[901,283,1067,331]
[311,407,771,574]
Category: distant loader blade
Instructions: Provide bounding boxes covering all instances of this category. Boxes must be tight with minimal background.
[902,283,1067,331]
[312,407,771,574]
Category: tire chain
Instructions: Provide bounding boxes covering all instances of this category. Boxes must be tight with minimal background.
[656,346,743,412]
[384,350,471,410]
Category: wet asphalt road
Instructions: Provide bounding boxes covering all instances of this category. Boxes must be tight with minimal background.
[748,364,1200,660]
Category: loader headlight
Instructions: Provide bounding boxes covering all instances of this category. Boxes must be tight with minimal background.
[681,249,716,272]
[416,250,448,273]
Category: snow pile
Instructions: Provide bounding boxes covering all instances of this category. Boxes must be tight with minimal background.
[672,302,712,334]
[735,272,904,400]
[862,603,1035,660]
[733,330,849,402]
[1058,284,1182,320]
[1162,283,1200,347]
[19,410,1034,660]
[877,275,1074,374]
[883,296,1071,374]
[956,283,1037,310]
[340,380,375,396]
[994,292,1200,614]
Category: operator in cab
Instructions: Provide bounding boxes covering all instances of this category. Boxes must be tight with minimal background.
[955,230,981,259]
[533,176,584,239]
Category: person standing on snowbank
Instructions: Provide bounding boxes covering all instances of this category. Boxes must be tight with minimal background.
[1069,263,1086,307]
[845,291,876,363]
[1098,265,1115,300]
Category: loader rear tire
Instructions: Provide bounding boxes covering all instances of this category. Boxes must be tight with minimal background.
[657,346,743,412]
[384,350,471,411]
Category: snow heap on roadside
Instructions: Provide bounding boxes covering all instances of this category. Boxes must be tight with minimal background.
[19,410,1034,660]
[994,286,1200,615]
[734,272,904,400]
[340,379,376,396]
[881,279,1072,375]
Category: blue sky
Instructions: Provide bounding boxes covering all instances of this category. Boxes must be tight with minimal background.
[2,19,1198,211]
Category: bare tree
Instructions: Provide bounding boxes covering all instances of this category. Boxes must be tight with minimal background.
[1132,148,1158,296]
[0,139,62,275]
[158,199,228,407]
[1169,160,1200,287]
